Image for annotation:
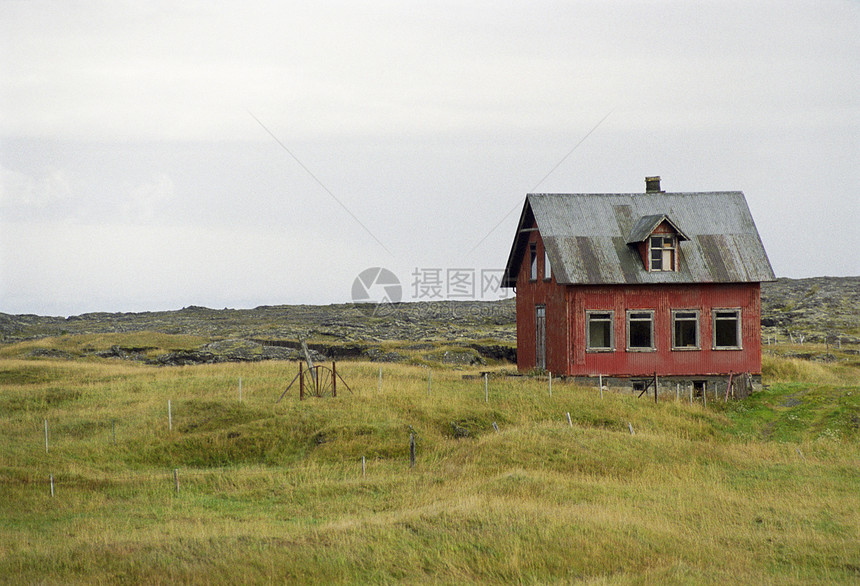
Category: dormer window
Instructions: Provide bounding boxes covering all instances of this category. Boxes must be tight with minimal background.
[627,214,687,273]
[649,235,677,271]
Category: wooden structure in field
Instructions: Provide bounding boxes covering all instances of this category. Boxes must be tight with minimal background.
[277,341,352,401]
[501,177,775,396]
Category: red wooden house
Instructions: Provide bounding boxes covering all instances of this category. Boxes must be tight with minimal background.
[501,177,775,396]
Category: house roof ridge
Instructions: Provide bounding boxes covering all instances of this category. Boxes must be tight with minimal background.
[527,190,744,197]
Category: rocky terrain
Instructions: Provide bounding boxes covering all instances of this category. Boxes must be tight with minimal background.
[0,277,856,365]
[760,276,859,345]
[0,299,516,366]
[0,299,516,342]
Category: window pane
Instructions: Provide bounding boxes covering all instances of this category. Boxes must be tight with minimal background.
[587,312,613,350]
[715,319,738,347]
[674,320,697,347]
[628,310,654,350]
[648,234,678,272]
[530,246,537,280]
[714,310,740,347]
[629,320,652,348]
[588,321,611,349]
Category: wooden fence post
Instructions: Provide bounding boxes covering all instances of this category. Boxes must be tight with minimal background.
[332,362,337,398]
[409,433,415,468]
[724,372,734,402]
[654,372,658,404]
[299,362,304,401]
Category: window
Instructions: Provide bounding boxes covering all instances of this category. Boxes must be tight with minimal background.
[713,309,741,349]
[529,243,537,280]
[649,235,676,271]
[627,310,655,351]
[535,305,546,369]
[672,310,700,350]
[544,249,552,281]
[586,311,614,351]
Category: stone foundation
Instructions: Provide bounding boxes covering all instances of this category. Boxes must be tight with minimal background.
[567,373,762,400]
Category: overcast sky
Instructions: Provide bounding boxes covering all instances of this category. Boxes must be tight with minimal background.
[1,1,858,316]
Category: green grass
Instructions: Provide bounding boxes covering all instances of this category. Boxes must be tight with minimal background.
[709,353,860,443]
[0,353,858,584]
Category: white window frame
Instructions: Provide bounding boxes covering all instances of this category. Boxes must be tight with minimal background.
[626,309,655,352]
[544,248,552,281]
[649,235,677,272]
[713,308,742,350]
[529,243,537,281]
[671,309,700,350]
[586,310,615,352]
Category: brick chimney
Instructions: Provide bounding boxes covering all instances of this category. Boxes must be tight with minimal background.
[645,176,662,193]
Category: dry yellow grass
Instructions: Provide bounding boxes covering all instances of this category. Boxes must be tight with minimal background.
[0,353,857,583]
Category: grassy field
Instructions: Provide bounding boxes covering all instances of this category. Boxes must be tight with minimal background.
[0,340,858,584]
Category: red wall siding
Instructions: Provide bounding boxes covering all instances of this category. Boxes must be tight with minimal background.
[514,226,568,373]
[566,283,762,376]
[515,239,763,376]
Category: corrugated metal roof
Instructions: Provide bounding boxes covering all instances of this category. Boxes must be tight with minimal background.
[502,191,775,286]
